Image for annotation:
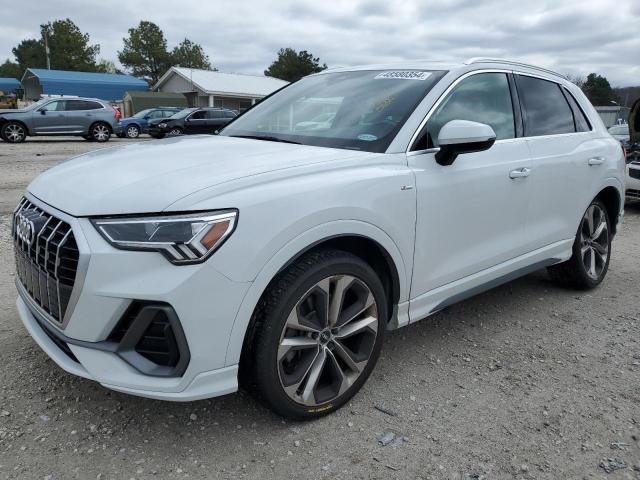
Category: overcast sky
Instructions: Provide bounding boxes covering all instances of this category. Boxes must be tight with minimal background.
[1,0,639,86]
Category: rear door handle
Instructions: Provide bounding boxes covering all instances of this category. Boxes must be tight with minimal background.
[588,157,605,166]
[509,167,531,179]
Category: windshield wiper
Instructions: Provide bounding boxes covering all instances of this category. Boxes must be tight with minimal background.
[230,134,301,145]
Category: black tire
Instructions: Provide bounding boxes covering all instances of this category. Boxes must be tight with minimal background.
[168,127,183,136]
[90,122,111,142]
[241,249,387,420]
[1,121,27,143]
[125,124,140,139]
[547,198,611,289]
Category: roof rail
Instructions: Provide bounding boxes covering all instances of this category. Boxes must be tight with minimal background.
[463,58,567,80]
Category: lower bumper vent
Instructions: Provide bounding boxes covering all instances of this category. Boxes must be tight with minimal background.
[109,302,190,377]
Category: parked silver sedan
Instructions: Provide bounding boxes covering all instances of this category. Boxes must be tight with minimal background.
[0,97,119,143]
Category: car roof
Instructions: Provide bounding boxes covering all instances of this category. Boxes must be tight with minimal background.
[316,58,568,83]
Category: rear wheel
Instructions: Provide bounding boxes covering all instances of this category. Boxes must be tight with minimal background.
[243,249,387,419]
[548,199,611,289]
[1,121,27,143]
[90,122,111,142]
[125,124,140,139]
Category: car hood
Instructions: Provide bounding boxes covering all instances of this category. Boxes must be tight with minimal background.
[28,135,367,216]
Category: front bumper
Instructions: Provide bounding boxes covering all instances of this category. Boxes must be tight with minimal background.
[14,194,252,401]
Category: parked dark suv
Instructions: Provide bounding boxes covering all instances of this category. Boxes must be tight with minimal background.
[0,97,118,143]
[148,107,238,138]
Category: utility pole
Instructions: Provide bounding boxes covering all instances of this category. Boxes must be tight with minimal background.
[43,26,51,70]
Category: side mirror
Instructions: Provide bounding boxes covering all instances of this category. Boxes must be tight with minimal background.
[39,109,46,115]
[435,120,496,166]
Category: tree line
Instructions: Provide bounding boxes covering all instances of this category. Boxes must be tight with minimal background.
[0,18,327,85]
[3,18,634,108]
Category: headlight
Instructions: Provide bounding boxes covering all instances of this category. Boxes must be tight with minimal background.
[92,210,237,264]
[158,123,167,128]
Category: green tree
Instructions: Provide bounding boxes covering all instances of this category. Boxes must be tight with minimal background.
[0,59,22,79]
[40,19,101,71]
[581,73,619,106]
[118,21,171,84]
[171,39,214,70]
[11,19,101,74]
[12,39,46,72]
[264,48,327,82]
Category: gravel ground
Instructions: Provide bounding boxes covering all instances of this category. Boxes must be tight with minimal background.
[0,138,639,480]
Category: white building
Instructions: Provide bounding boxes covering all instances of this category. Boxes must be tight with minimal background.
[153,67,288,112]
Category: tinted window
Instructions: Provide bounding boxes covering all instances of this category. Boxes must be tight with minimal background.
[562,89,591,132]
[162,110,177,117]
[207,110,224,119]
[516,75,575,136]
[189,110,207,120]
[147,110,164,119]
[65,100,102,111]
[423,73,515,148]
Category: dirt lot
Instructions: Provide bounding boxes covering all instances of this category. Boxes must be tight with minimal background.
[0,138,639,480]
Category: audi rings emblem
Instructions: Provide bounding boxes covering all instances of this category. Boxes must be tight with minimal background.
[15,213,37,245]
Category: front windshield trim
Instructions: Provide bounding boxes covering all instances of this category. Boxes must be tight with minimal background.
[220,69,446,153]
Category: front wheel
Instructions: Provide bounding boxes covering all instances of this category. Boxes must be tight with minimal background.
[548,199,611,289]
[1,121,27,143]
[243,249,387,419]
[168,127,183,136]
[125,124,140,139]
[90,122,111,142]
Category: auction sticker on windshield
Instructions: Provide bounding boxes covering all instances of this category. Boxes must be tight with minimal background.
[375,71,432,80]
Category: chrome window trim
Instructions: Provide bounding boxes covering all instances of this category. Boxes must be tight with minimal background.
[406,68,597,154]
[22,192,91,332]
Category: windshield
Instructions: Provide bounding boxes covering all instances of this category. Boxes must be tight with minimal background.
[220,70,445,152]
[169,108,197,119]
[133,109,153,118]
[609,125,629,135]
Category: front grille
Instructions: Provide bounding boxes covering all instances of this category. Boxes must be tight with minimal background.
[627,189,640,199]
[629,168,640,180]
[12,198,79,324]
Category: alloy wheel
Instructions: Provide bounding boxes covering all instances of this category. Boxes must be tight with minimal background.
[126,125,140,138]
[277,275,378,406]
[5,124,25,142]
[92,124,110,141]
[169,128,182,136]
[580,204,609,280]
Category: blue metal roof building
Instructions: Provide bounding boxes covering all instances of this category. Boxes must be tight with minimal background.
[0,77,20,94]
[21,68,148,101]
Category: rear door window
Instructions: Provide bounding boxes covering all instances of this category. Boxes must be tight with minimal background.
[516,75,575,136]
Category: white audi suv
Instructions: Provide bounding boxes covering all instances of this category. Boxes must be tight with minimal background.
[13,59,625,419]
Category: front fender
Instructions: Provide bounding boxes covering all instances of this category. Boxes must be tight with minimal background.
[223,219,410,366]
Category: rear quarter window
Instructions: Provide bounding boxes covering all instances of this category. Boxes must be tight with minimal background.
[516,75,575,137]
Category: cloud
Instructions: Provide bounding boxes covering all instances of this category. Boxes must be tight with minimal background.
[0,0,637,86]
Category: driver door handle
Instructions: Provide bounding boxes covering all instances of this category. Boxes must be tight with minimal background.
[509,167,531,179]
[588,157,605,166]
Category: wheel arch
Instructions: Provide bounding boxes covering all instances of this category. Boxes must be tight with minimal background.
[89,120,112,133]
[1,118,30,136]
[224,221,409,367]
[594,185,622,236]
